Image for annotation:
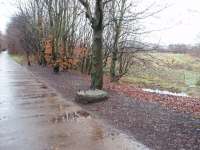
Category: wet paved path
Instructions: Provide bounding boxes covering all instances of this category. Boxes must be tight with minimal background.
[0,51,149,150]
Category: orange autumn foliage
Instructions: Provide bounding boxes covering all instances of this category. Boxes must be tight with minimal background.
[43,38,87,71]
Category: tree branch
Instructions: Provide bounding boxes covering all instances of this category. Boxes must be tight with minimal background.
[78,0,94,24]
[103,0,112,6]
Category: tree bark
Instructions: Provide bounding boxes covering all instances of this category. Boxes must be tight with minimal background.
[90,0,104,89]
[26,51,31,66]
[109,0,126,82]
[79,0,104,89]
[110,27,120,81]
[90,28,103,89]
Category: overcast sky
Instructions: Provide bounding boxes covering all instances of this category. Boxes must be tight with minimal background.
[0,0,18,34]
[140,0,200,45]
[0,0,200,45]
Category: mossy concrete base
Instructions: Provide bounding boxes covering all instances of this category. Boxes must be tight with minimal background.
[75,90,108,104]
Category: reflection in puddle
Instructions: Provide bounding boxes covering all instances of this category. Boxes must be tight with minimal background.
[143,88,189,97]
[0,116,8,121]
[19,93,57,100]
[20,114,46,119]
[40,84,48,89]
[50,110,91,124]
[48,96,58,103]
[92,126,104,141]
[76,110,90,118]
[19,100,45,106]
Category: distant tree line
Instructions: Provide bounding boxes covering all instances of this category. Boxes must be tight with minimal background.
[154,44,200,55]
[0,32,7,51]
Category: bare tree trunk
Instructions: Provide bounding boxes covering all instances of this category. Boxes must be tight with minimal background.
[91,28,103,89]
[79,0,104,89]
[110,28,120,81]
[35,0,46,66]
[109,0,126,82]
[26,51,31,66]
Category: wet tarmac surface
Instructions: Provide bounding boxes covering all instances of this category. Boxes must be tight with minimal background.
[0,51,149,150]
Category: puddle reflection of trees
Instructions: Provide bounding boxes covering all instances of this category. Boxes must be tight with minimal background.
[51,110,91,124]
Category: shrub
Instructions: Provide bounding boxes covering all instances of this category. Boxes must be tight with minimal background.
[195,79,200,86]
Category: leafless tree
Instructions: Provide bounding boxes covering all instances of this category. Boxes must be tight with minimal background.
[6,0,167,88]
[78,0,112,89]
[103,0,167,81]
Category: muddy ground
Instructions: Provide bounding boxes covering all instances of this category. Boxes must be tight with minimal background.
[28,65,200,150]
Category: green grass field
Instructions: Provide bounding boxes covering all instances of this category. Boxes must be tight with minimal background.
[9,53,27,65]
[121,52,200,98]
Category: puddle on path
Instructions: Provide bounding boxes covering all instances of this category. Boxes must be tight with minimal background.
[17,93,57,100]
[91,126,104,141]
[50,110,91,124]
[0,116,8,121]
[20,114,46,119]
[143,88,189,97]
[40,84,48,89]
